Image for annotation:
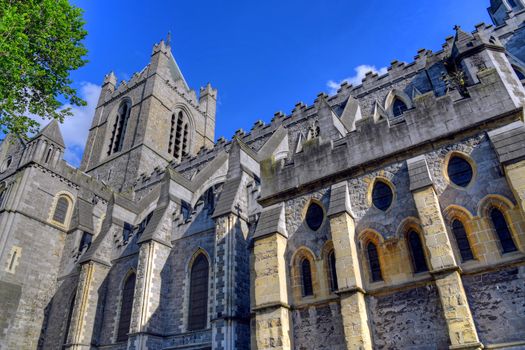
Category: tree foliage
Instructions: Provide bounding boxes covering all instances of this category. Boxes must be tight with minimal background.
[0,0,88,138]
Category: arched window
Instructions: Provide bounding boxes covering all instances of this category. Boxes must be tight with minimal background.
[63,292,76,346]
[169,111,190,161]
[44,148,53,163]
[490,208,517,253]
[327,250,338,292]
[514,67,525,80]
[53,196,70,224]
[407,231,429,273]
[188,254,209,331]
[451,220,474,261]
[117,273,136,342]
[301,258,313,297]
[108,100,131,156]
[392,98,408,117]
[367,242,383,282]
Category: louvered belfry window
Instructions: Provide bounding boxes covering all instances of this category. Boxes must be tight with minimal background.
[117,273,136,342]
[408,231,429,273]
[169,111,190,161]
[188,254,209,331]
[367,242,383,282]
[108,101,131,156]
[53,197,69,224]
[451,220,474,262]
[490,209,517,253]
[301,258,313,297]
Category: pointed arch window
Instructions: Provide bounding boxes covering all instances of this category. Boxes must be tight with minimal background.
[408,231,429,273]
[53,196,70,224]
[327,250,338,292]
[108,100,131,156]
[490,208,517,253]
[188,254,209,331]
[451,220,474,262]
[367,242,383,282]
[301,258,313,297]
[392,98,408,117]
[117,273,136,342]
[169,111,190,161]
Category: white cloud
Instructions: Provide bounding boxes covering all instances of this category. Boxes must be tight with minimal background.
[33,82,101,167]
[327,65,388,95]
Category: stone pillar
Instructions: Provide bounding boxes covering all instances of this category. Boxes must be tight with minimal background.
[252,203,292,350]
[127,240,171,349]
[327,182,372,350]
[408,156,482,350]
[66,261,109,350]
[212,213,251,350]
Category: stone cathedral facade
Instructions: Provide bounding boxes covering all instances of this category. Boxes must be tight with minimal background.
[1,1,525,349]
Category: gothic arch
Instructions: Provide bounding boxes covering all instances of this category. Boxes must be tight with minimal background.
[443,205,476,262]
[290,247,318,301]
[477,194,515,218]
[185,249,211,331]
[358,229,385,283]
[106,97,132,157]
[384,89,413,116]
[115,269,137,342]
[169,104,196,160]
[48,191,75,229]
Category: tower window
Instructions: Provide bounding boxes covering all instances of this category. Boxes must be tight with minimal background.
[408,231,429,273]
[108,101,131,156]
[447,156,473,187]
[53,196,70,224]
[392,98,408,117]
[301,258,314,297]
[451,220,474,262]
[305,202,324,231]
[169,111,190,161]
[117,273,136,342]
[328,250,338,292]
[490,208,517,253]
[367,242,383,282]
[188,254,209,331]
[372,181,393,211]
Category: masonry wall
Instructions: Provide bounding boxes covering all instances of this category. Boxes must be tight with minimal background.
[292,303,346,350]
[463,266,525,345]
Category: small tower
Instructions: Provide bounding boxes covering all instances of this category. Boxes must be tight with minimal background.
[80,36,218,191]
[488,0,524,26]
[20,120,65,168]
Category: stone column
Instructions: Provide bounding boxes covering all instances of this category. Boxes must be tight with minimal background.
[327,182,373,350]
[212,213,251,350]
[252,204,292,350]
[66,261,110,350]
[127,240,171,349]
[408,156,482,350]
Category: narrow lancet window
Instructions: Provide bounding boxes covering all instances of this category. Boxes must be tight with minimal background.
[301,258,313,297]
[108,101,131,156]
[117,273,136,342]
[188,254,209,331]
[367,242,383,282]
[451,220,474,261]
[328,250,338,292]
[490,209,517,253]
[408,231,429,273]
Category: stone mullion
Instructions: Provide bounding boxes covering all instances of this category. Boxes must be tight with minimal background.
[66,261,109,350]
[328,212,373,350]
[252,233,292,350]
[411,186,482,350]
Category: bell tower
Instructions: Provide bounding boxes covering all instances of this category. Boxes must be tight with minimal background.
[80,37,217,191]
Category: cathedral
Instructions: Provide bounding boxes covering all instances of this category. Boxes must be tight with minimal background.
[1,1,525,349]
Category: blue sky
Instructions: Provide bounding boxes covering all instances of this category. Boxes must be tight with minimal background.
[59,0,492,166]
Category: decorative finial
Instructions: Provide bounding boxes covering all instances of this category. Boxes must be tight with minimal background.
[453,25,461,31]
[166,31,171,47]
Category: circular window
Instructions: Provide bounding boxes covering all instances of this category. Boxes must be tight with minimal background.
[0,156,12,173]
[305,202,324,231]
[372,181,393,211]
[447,156,473,187]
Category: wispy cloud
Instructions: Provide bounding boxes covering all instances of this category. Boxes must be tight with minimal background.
[327,65,388,95]
[33,82,101,167]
